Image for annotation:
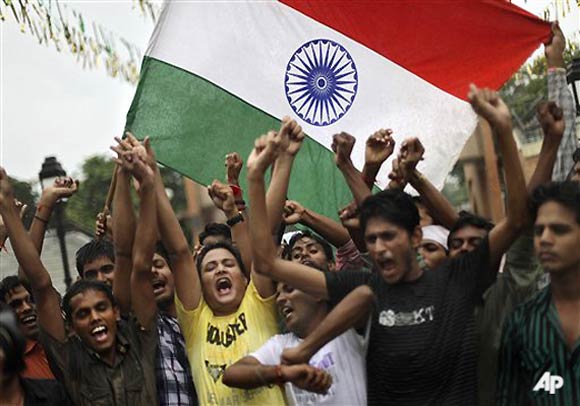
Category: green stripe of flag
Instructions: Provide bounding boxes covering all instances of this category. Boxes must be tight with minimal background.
[126,56,359,220]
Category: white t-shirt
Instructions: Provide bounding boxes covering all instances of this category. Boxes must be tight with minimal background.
[250,329,367,405]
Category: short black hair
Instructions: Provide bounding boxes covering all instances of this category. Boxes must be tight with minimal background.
[448,211,494,246]
[75,239,115,277]
[195,241,247,276]
[286,230,334,261]
[0,303,26,375]
[359,189,420,236]
[199,223,232,245]
[0,276,32,304]
[155,241,170,262]
[62,279,117,322]
[531,181,580,223]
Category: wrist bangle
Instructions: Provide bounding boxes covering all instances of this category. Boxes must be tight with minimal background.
[226,212,244,227]
[34,215,49,224]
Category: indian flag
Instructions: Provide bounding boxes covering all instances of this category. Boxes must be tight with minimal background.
[126,0,550,219]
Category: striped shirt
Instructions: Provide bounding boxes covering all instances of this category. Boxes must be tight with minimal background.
[497,287,580,406]
[548,68,578,182]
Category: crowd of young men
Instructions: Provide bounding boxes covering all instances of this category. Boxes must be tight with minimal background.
[1,22,579,406]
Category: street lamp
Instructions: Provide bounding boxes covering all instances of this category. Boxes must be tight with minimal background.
[566,57,580,116]
[39,156,72,289]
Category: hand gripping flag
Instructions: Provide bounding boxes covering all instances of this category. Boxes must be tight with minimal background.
[125,0,550,219]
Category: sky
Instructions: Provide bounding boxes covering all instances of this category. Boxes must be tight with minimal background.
[1,0,579,182]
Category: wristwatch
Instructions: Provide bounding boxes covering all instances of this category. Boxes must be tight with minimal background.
[226,212,244,227]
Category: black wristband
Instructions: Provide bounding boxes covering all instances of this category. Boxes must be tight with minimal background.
[226,212,244,227]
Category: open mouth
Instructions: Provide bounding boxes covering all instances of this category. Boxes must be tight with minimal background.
[377,258,396,273]
[152,279,166,295]
[20,314,37,326]
[90,325,109,343]
[280,305,294,320]
[216,277,232,296]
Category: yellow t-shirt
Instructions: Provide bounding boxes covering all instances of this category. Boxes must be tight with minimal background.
[176,280,285,405]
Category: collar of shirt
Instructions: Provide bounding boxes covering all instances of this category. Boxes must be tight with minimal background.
[76,325,131,366]
[24,339,38,355]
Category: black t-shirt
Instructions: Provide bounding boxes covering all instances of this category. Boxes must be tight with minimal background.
[325,237,492,406]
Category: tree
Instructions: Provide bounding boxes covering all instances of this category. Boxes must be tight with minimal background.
[8,176,38,228]
[500,40,579,126]
[66,154,189,236]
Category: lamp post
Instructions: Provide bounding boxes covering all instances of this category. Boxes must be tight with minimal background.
[566,57,580,140]
[39,157,72,289]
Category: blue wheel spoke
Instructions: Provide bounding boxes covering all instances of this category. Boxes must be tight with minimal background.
[288,86,310,96]
[287,72,309,81]
[335,81,357,86]
[335,70,355,80]
[330,52,346,72]
[290,61,311,77]
[304,46,317,70]
[296,53,313,72]
[335,86,355,94]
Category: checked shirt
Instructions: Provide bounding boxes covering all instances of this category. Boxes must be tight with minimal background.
[156,313,198,406]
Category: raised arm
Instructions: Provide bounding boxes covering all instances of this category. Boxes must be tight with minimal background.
[19,178,79,281]
[224,152,252,271]
[332,132,372,205]
[144,135,202,311]
[529,101,565,193]
[31,177,78,252]
[265,117,304,234]
[545,22,578,181]
[115,141,158,330]
[361,129,395,189]
[468,85,528,271]
[110,137,138,315]
[0,167,65,342]
[399,138,459,229]
[223,356,331,394]
[283,200,350,248]
[281,285,374,365]
[207,180,252,278]
[247,131,328,300]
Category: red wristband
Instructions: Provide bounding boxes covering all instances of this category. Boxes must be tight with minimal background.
[229,184,243,199]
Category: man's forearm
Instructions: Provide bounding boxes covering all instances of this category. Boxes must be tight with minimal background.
[301,209,350,248]
[495,124,527,228]
[223,361,281,389]
[266,154,295,234]
[112,168,136,314]
[361,163,380,190]
[338,161,371,205]
[1,203,52,291]
[248,172,277,273]
[155,166,189,255]
[409,170,459,229]
[299,285,374,359]
[527,135,561,194]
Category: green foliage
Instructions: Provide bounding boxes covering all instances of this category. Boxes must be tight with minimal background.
[500,41,580,125]
[66,155,116,233]
[9,176,38,228]
[64,154,189,235]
